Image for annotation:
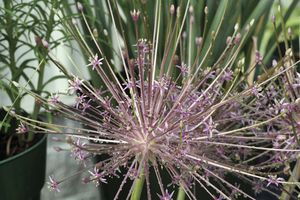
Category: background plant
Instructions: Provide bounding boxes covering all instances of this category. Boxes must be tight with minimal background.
[0,0,67,158]
[61,0,298,88]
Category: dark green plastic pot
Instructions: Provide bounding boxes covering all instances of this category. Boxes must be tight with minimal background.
[0,134,47,200]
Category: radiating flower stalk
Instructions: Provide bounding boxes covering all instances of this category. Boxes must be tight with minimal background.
[8,1,300,200]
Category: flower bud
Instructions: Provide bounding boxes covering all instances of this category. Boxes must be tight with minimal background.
[172,55,180,65]
[211,31,215,40]
[170,4,175,15]
[286,48,293,57]
[35,36,49,49]
[288,27,292,37]
[176,6,180,18]
[234,33,241,44]
[238,58,245,67]
[72,18,77,25]
[189,5,194,14]
[234,23,239,31]
[272,59,278,67]
[204,6,208,15]
[103,29,108,36]
[77,2,83,12]
[190,15,194,24]
[226,36,232,45]
[130,9,140,22]
[250,19,255,27]
[42,40,49,49]
[271,15,276,23]
[245,25,250,32]
[93,28,98,38]
[35,36,42,46]
[195,37,203,46]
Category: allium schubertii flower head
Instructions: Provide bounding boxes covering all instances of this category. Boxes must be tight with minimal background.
[12,1,300,200]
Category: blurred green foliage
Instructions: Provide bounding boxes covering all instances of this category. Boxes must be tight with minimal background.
[62,0,298,87]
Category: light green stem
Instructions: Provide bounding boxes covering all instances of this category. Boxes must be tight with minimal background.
[176,185,185,200]
[280,157,300,199]
[130,169,145,200]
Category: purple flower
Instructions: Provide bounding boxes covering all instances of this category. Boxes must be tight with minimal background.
[75,94,87,109]
[266,175,285,187]
[176,63,188,76]
[203,117,218,138]
[77,99,92,114]
[255,50,263,64]
[88,167,107,186]
[48,176,60,192]
[87,54,104,70]
[68,76,83,94]
[16,122,29,134]
[130,9,140,22]
[49,93,59,104]
[253,181,263,195]
[214,195,224,200]
[71,139,89,166]
[135,39,149,57]
[250,85,262,98]
[221,70,233,81]
[158,190,174,200]
[123,80,135,90]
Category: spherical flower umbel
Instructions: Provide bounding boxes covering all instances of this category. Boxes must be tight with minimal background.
[14,1,300,200]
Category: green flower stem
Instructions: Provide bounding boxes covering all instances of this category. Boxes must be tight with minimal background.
[28,2,57,142]
[130,168,145,200]
[4,0,21,111]
[280,158,300,200]
[27,59,45,142]
[176,185,185,200]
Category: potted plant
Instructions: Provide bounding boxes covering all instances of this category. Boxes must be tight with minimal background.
[8,0,300,199]
[0,0,67,199]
